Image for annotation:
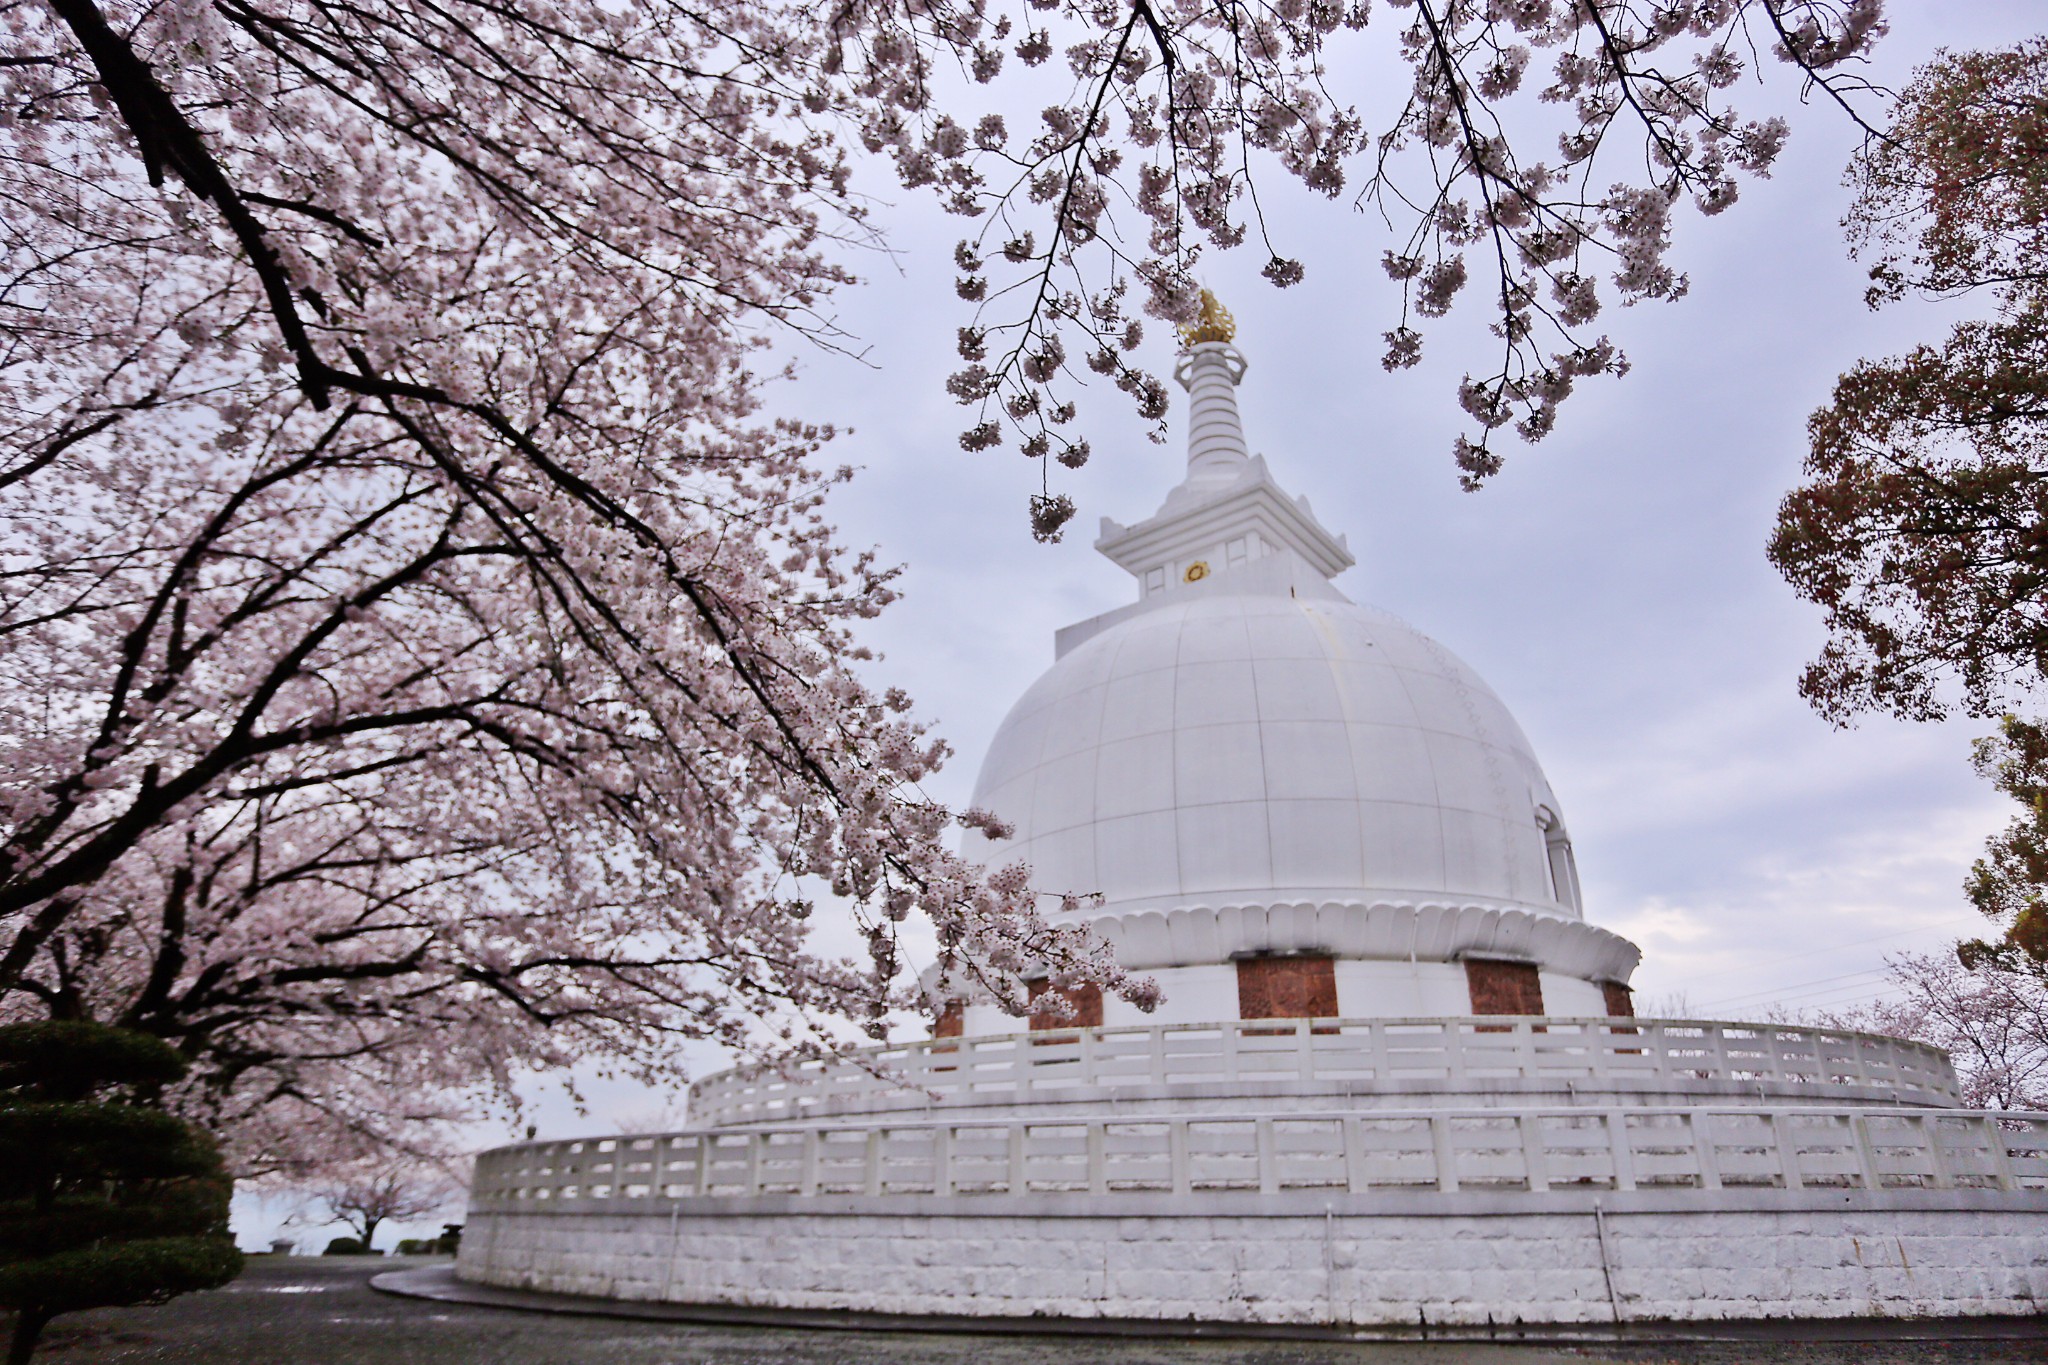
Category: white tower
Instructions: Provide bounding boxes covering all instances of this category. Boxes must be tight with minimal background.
[947,292,1637,1035]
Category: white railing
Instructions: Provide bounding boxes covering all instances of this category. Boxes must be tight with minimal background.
[684,1018,1961,1126]
[473,1107,2048,1209]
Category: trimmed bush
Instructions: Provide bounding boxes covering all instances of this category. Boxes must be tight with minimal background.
[0,1023,241,1364]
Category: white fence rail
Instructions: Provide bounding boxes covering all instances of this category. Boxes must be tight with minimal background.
[473,1107,2048,1209]
[684,1018,1961,1126]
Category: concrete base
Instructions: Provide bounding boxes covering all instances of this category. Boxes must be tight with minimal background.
[455,1197,2048,1328]
[383,1263,2048,1342]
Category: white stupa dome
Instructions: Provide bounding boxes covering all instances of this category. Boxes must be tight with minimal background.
[967,588,1581,920]
[945,318,1634,1026]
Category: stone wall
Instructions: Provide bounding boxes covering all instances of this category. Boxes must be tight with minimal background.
[1027,980,1104,1030]
[459,1194,2048,1326]
[1466,959,1545,1016]
[1236,955,1336,1019]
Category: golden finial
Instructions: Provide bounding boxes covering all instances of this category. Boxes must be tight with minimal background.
[1177,288,1235,347]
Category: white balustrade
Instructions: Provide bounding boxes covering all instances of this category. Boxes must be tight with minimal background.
[682,1018,1961,1127]
[472,1106,2048,1211]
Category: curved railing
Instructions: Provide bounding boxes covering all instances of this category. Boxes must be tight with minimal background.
[683,1017,1962,1127]
[471,1105,2048,1210]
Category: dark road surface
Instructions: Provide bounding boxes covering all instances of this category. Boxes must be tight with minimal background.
[25,1256,2045,1365]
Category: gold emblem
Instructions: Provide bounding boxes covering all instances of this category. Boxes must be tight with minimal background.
[1176,289,1235,347]
[1183,561,1210,583]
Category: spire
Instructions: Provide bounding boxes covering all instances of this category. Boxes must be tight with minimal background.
[1173,291,1250,492]
[1079,289,1354,642]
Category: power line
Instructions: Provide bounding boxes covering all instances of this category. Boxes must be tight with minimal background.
[1695,965,1893,1012]
[1666,915,1979,987]
[1693,983,1902,1022]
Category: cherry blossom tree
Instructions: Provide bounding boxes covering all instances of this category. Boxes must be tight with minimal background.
[2,0,1888,1173]
[912,0,1889,522]
[311,1164,451,1253]
[1819,951,2048,1112]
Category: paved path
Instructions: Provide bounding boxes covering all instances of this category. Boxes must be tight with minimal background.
[30,1256,2046,1364]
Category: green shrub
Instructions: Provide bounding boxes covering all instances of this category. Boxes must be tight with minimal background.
[0,1023,241,1364]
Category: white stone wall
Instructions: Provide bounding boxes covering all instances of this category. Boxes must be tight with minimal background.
[1109,963,1238,1027]
[1334,959,1466,1016]
[1537,972,1607,1018]
[460,1198,2048,1325]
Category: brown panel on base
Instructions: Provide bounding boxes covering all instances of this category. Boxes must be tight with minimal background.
[1236,955,1338,1020]
[1027,980,1104,1031]
[1465,959,1544,1016]
[1600,979,1640,1051]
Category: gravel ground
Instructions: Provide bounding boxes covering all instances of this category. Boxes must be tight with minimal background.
[23,1256,2045,1365]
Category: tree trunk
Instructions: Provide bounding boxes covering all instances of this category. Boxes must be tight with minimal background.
[9,1307,49,1365]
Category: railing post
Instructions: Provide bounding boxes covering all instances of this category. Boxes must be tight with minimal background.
[1257,1118,1279,1195]
[1343,1117,1366,1194]
[933,1125,953,1197]
[1984,1115,2021,1192]
[1088,1121,1108,1197]
[1690,1112,1722,1191]
[904,1039,930,1096]
[864,1128,883,1197]
[693,1136,710,1197]
[1170,1119,1190,1196]
[1771,1113,1805,1191]
[1150,1025,1167,1085]
[1008,1122,1027,1195]
[1707,1025,1732,1082]
[1921,1114,1955,1190]
[1820,1029,1839,1085]
[1223,1021,1242,1082]
[800,1130,819,1196]
[744,1134,761,1196]
[1607,1112,1637,1192]
[1430,1115,1460,1194]
[1519,1113,1550,1193]
[1368,1020,1391,1084]
[1850,1114,1886,1192]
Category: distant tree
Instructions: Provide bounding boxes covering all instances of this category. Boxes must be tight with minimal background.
[1767,41,2048,983]
[1770,41,2048,725]
[1817,950,2048,1111]
[0,1023,240,1365]
[1961,717,2048,975]
[1,0,1887,1175]
[310,1167,447,1256]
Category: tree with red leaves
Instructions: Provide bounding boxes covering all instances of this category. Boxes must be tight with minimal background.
[1770,40,2048,981]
